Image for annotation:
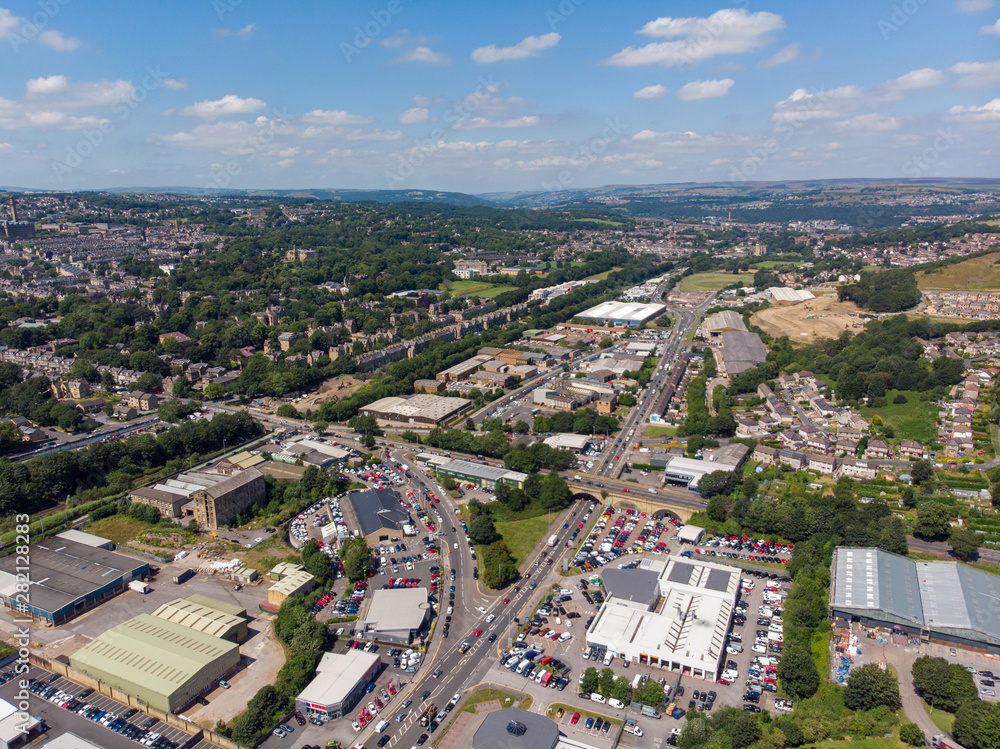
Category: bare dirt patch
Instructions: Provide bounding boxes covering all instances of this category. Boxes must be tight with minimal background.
[752,295,867,341]
[296,374,366,411]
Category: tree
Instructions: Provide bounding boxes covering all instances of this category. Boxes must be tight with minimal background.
[343,537,371,582]
[900,723,926,747]
[481,540,517,589]
[598,667,615,697]
[844,663,901,711]
[313,420,329,435]
[912,656,979,712]
[730,712,763,749]
[933,356,966,387]
[696,470,740,499]
[901,486,917,508]
[611,676,632,702]
[101,370,115,392]
[172,376,194,398]
[581,667,599,693]
[635,679,665,706]
[362,433,376,450]
[513,420,530,434]
[949,526,982,561]
[300,539,333,581]
[465,418,475,431]
[276,404,300,419]
[70,357,98,383]
[953,700,1000,749]
[912,459,935,485]
[913,501,954,540]
[136,372,161,393]
[203,382,225,399]
[777,641,820,699]
[468,514,499,546]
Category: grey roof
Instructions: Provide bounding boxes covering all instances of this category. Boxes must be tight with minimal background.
[706,569,732,593]
[473,708,559,749]
[601,568,660,608]
[667,562,694,586]
[719,331,768,375]
[345,488,410,537]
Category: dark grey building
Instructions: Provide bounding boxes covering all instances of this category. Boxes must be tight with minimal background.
[600,568,661,608]
[344,488,412,545]
[473,709,559,749]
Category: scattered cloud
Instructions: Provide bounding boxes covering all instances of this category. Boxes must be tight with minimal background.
[301,109,376,126]
[212,24,255,40]
[0,7,81,51]
[26,75,68,95]
[835,113,901,134]
[38,30,81,51]
[633,84,669,100]
[453,115,541,129]
[391,46,450,65]
[174,94,266,119]
[161,78,189,91]
[758,42,800,68]
[602,9,784,67]
[959,0,995,11]
[676,78,735,101]
[471,32,560,64]
[398,107,429,124]
[948,98,1000,122]
[981,18,1000,35]
[949,60,1000,88]
[380,30,434,48]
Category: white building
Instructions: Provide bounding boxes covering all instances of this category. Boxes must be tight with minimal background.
[295,650,381,720]
[542,433,591,452]
[585,556,739,680]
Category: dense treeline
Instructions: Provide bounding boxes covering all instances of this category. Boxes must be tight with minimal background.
[838,268,922,312]
[532,408,620,437]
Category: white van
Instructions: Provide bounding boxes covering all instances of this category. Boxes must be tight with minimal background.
[591,693,607,704]
[376,720,390,733]
[486,614,495,624]
[603,651,614,666]
[558,632,572,642]
[609,698,625,709]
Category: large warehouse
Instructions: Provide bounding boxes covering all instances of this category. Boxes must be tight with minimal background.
[586,556,739,680]
[296,650,381,721]
[360,394,473,426]
[344,488,415,545]
[421,456,528,490]
[578,301,667,327]
[358,588,431,644]
[0,538,149,625]
[151,597,249,643]
[715,331,768,377]
[70,613,241,712]
[831,547,1000,653]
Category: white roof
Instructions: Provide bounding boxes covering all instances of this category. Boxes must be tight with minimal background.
[579,301,666,323]
[364,588,429,631]
[767,287,814,302]
[677,525,706,543]
[543,433,591,450]
[293,438,350,460]
[35,733,101,749]
[297,650,381,708]
[56,529,112,548]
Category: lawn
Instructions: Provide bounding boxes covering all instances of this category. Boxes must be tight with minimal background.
[918,252,1000,291]
[460,687,523,714]
[86,516,154,546]
[439,279,516,298]
[494,514,554,565]
[587,267,623,281]
[924,701,955,734]
[814,739,908,749]
[644,426,679,438]
[679,272,753,292]
[862,390,939,446]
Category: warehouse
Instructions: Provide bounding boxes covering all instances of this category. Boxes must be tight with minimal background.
[128,467,266,527]
[358,588,431,644]
[0,538,149,625]
[70,614,241,712]
[295,650,381,720]
[578,301,667,327]
[701,310,747,337]
[151,597,249,643]
[267,568,315,606]
[715,331,768,377]
[54,529,115,550]
[431,458,528,490]
[661,456,737,491]
[0,697,42,749]
[360,394,473,426]
[343,488,414,545]
[542,433,591,453]
[585,556,739,680]
[831,547,1000,653]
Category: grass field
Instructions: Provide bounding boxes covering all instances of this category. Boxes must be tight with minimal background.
[679,272,752,292]
[495,514,553,565]
[861,390,939,445]
[644,426,679,438]
[588,266,623,281]
[86,516,153,546]
[924,702,955,734]
[439,279,516,298]
[460,687,522,714]
[918,252,1000,291]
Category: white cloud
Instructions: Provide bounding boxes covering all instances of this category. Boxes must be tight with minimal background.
[412,95,443,107]
[835,113,901,134]
[602,9,785,67]
[471,32,560,63]
[948,98,1000,122]
[212,24,255,39]
[0,8,17,38]
[26,75,68,95]
[301,109,376,126]
[392,46,450,65]
[885,67,946,94]
[675,78,734,101]
[453,115,541,129]
[380,30,434,48]
[343,128,402,141]
[0,7,80,51]
[38,29,81,51]
[161,79,189,91]
[757,42,800,68]
[0,142,11,153]
[959,0,995,11]
[981,18,1000,35]
[175,95,266,119]
[633,84,669,100]
[949,60,1000,88]
[398,107,429,124]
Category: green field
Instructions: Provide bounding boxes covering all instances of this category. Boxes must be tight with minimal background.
[587,266,623,281]
[495,514,553,565]
[918,252,1000,291]
[439,279,516,298]
[644,426,679,438]
[679,272,754,292]
[861,390,939,446]
[86,516,154,546]
[924,701,955,734]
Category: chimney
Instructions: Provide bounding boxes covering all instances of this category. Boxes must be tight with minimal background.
[8,198,17,223]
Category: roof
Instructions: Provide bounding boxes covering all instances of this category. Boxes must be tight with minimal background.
[663,456,737,489]
[203,467,263,499]
[270,570,315,597]
[363,588,429,631]
[718,331,768,376]
[677,525,706,543]
[474,708,559,749]
[70,614,239,698]
[437,458,528,485]
[345,488,410,538]
[0,537,148,617]
[298,650,382,708]
[55,529,113,548]
[363,394,471,422]
[767,287,814,302]
[542,433,590,450]
[183,593,246,618]
[703,310,747,333]
[601,568,660,607]
[33,733,102,749]
[151,598,246,638]
[579,301,666,323]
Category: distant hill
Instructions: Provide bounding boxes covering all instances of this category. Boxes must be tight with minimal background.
[98,186,496,207]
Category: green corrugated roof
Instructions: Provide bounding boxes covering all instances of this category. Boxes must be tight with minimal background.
[184,593,247,619]
[270,570,314,596]
[151,599,246,638]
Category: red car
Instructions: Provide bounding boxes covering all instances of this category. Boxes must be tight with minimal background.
[502,597,510,604]
[622,488,629,493]
[474,629,483,637]
[571,713,581,724]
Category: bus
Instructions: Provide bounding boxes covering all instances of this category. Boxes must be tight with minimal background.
[530,408,540,415]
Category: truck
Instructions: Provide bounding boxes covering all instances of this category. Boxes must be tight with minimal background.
[128,581,150,594]
[548,535,559,547]
[932,736,965,749]
[640,705,661,719]
[624,723,644,737]
[173,568,196,584]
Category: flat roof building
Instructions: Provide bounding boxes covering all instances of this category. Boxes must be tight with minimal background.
[0,698,42,749]
[360,394,473,426]
[0,538,148,625]
[432,458,528,490]
[579,301,667,327]
[586,556,739,680]
[716,331,768,377]
[267,569,316,607]
[295,650,381,720]
[343,488,413,545]
[54,530,114,550]
[151,597,249,643]
[662,456,738,491]
[70,614,240,713]
[359,588,431,644]
[542,433,591,453]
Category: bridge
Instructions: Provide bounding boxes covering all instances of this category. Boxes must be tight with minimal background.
[564,476,704,523]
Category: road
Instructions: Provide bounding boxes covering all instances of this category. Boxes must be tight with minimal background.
[907,535,1000,564]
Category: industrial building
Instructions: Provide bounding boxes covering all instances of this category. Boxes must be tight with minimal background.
[662,446,748,490]
[343,488,415,545]
[578,301,667,327]
[267,565,316,606]
[542,433,591,453]
[701,310,747,337]
[715,331,768,377]
[831,547,1000,653]
[360,394,473,426]
[766,287,814,303]
[473,708,559,749]
[128,467,266,528]
[358,588,431,644]
[151,596,249,643]
[0,698,42,749]
[0,538,149,625]
[296,650,381,720]
[425,456,528,491]
[70,614,241,712]
[54,529,114,550]
[585,556,739,680]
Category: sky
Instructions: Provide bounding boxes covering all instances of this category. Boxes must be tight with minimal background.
[1,0,999,194]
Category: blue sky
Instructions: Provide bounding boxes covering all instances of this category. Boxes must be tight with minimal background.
[1,0,999,193]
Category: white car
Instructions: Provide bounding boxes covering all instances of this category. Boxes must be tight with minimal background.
[752,644,767,654]
[477,606,488,614]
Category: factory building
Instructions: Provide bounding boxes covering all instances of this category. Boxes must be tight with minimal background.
[296,650,381,721]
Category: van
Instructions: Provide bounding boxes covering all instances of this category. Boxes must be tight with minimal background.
[603,652,614,666]
[558,632,572,642]
[591,693,607,704]
[376,720,390,733]
[609,698,625,709]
